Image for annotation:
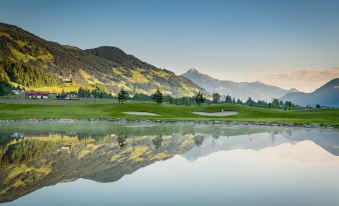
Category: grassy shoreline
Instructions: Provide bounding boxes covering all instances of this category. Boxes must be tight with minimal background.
[0,102,338,126]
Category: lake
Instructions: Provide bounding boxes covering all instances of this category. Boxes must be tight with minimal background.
[0,122,339,206]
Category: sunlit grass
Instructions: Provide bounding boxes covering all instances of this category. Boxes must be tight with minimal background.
[0,102,338,125]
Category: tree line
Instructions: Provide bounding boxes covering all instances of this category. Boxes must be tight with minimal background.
[77,86,113,98]
[117,88,302,110]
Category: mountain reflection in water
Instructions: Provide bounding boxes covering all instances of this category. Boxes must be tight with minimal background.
[0,122,338,205]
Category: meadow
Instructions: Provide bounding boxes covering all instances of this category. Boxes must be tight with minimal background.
[0,100,338,126]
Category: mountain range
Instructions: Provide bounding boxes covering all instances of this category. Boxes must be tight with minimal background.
[182,68,299,101]
[280,78,339,107]
[1,124,338,202]
[0,22,203,96]
[0,22,338,106]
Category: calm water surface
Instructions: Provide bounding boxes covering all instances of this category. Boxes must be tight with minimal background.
[0,122,338,206]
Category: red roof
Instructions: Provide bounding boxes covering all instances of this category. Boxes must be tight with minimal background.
[25,91,50,95]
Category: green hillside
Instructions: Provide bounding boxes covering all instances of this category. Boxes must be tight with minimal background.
[0,22,204,96]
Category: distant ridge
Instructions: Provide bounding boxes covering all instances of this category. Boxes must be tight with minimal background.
[182,68,298,101]
[280,78,339,107]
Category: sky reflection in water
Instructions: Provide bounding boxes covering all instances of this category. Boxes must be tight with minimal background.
[0,122,338,206]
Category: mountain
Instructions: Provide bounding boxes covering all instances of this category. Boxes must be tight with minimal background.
[182,68,298,101]
[280,78,339,107]
[0,22,203,96]
[1,124,339,202]
[0,130,198,202]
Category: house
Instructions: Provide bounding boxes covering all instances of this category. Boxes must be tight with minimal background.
[25,91,50,99]
[11,89,25,95]
[62,74,73,83]
[61,145,71,151]
[11,89,20,95]
[61,144,71,154]
[64,92,78,100]
[49,92,58,98]
[10,133,24,139]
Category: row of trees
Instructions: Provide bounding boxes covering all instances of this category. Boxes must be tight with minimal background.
[116,88,301,110]
[212,93,299,110]
[77,86,113,98]
[0,81,12,96]
[117,88,164,104]
[117,88,205,105]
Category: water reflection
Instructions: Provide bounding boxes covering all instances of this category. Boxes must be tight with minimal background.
[0,122,338,205]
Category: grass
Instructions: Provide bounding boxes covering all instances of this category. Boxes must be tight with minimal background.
[6,165,32,182]
[8,81,95,94]
[0,101,338,125]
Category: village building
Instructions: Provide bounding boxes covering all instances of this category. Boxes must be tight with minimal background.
[62,74,73,83]
[49,92,58,98]
[64,92,78,100]
[61,145,71,151]
[61,144,72,155]
[11,89,24,95]
[25,91,50,99]
[10,133,24,139]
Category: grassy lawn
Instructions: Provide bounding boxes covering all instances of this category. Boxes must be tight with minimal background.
[0,101,338,125]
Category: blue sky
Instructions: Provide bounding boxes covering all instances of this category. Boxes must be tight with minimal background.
[1,0,339,91]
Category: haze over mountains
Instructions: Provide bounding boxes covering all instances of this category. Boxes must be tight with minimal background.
[182,68,299,101]
[280,78,339,107]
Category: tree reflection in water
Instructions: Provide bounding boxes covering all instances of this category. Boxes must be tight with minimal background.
[0,122,338,203]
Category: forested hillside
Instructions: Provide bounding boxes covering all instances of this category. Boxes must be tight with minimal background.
[0,58,57,88]
[0,22,204,96]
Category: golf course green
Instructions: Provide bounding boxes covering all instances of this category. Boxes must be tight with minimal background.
[0,102,338,126]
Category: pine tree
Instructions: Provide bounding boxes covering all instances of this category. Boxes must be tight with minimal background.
[152,89,163,105]
[212,92,221,103]
[194,92,205,105]
[117,88,128,103]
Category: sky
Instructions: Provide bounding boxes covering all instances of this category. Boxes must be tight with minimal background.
[1,0,339,92]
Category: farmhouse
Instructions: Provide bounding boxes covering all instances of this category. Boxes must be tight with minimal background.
[25,91,50,99]
[11,89,24,95]
[64,92,78,100]
[62,74,73,83]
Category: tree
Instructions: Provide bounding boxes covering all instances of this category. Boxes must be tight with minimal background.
[152,135,163,149]
[246,97,255,106]
[117,135,128,149]
[194,135,204,146]
[225,95,232,103]
[152,89,163,105]
[212,92,221,103]
[133,93,152,101]
[272,99,279,108]
[268,103,272,109]
[0,58,57,88]
[117,88,128,103]
[194,92,205,105]
[285,101,293,110]
[0,80,12,96]
[184,97,191,106]
[78,87,90,98]
[316,104,321,109]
